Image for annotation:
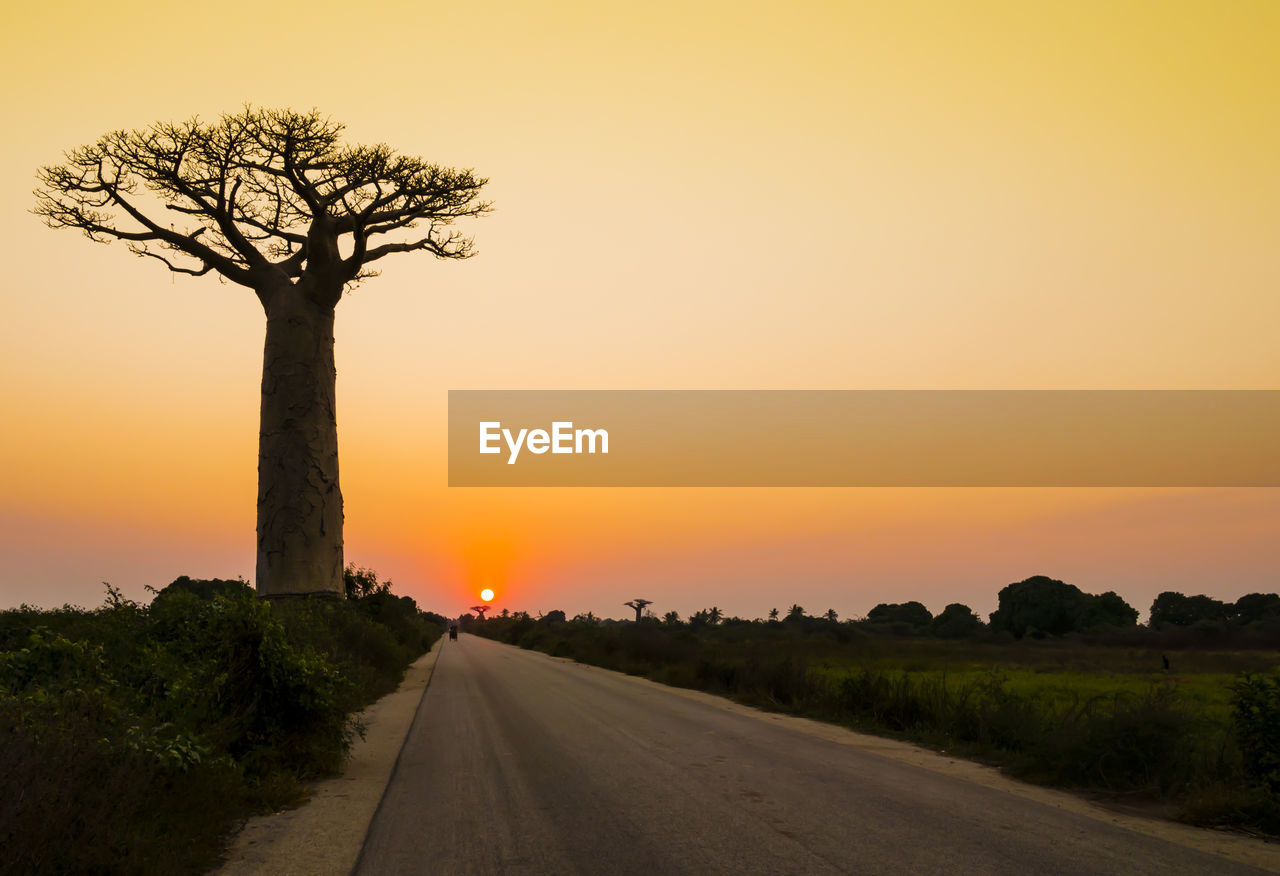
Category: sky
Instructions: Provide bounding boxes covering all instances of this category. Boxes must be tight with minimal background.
[1,1,1277,620]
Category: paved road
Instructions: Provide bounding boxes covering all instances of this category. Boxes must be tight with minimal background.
[356,635,1275,875]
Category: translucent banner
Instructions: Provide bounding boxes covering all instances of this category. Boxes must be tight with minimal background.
[447,390,1280,487]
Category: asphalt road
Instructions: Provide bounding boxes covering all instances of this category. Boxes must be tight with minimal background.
[355,635,1276,875]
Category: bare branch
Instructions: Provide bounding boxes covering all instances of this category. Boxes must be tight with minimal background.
[128,243,216,276]
[34,106,491,297]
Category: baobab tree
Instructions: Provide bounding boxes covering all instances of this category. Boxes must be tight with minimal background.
[34,107,490,597]
[624,598,653,622]
[470,605,491,620]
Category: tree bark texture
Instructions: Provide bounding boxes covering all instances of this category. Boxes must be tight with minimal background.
[255,286,343,597]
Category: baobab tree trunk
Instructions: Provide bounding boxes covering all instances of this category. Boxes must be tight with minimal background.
[255,282,344,597]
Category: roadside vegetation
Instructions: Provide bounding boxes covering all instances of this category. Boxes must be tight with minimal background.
[0,567,444,876]
[469,576,1280,836]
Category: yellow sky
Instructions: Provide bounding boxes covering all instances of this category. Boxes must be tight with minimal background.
[1,1,1277,616]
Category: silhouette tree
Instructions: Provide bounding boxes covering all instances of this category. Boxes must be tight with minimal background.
[708,606,723,625]
[624,598,653,622]
[1235,593,1280,626]
[786,604,806,621]
[931,603,984,638]
[1149,591,1230,628]
[34,108,490,597]
[867,601,933,631]
[1076,590,1139,629]
[768,607,780,622]
[824,608,838,622]
[989,575,1137,638]
[470,605,491,620]
[662,610,681,625]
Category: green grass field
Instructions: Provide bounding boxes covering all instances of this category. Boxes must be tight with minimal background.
[802,641,1280,722]
[473,615,1280,835]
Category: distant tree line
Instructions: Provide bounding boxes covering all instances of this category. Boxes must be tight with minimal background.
[462,575,1280,643]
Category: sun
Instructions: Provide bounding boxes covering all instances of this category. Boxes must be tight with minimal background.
[480,588,495,602]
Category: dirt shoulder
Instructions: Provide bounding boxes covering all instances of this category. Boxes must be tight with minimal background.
[213,637,443,876]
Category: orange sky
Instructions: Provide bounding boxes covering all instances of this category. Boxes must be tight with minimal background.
[1,1,1277,618]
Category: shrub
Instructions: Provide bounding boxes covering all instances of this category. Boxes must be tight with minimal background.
[0,571,441,875]
[1231,672,1280,796]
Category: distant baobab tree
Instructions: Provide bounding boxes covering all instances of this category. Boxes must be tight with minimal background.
[624,599,653,622]
[34,107,490,598]
[470,605,491,620]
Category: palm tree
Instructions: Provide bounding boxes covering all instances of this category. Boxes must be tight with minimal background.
[825,608,838,622]
[768,607,780,621]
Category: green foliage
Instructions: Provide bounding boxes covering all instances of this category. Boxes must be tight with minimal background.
[0,571,441,876]
[153,575,254,603]
[344,564,389,600]
[1231,672,1280,796]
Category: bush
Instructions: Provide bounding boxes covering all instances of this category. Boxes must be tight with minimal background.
[1232,672,1280,796]
[0,571,442,876]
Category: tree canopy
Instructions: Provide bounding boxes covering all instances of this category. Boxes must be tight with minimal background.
[867,601,933,631]
[1149,591,1232,628]
[34,107,490,305]
[931,603,985,638]
[989,575,1138,638]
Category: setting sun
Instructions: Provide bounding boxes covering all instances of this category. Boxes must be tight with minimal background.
[480,588,494,602]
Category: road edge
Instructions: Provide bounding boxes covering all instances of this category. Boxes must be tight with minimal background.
[213,635,445,876]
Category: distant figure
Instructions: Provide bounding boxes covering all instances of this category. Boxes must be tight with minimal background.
[449,624,458,641]
[1162,654,1170,672]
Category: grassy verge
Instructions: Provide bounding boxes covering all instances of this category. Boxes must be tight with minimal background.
[473,616,1280,835]
[0,573,443,875]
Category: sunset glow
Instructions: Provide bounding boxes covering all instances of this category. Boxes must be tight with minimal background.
[0,1,1276,618]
